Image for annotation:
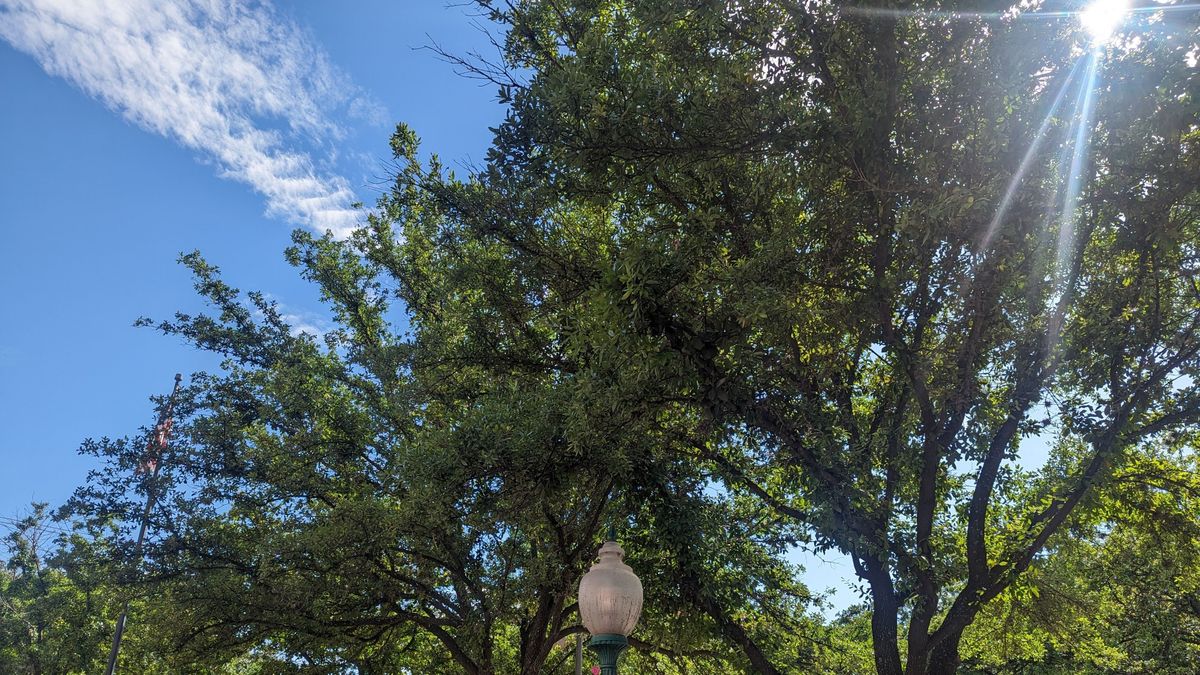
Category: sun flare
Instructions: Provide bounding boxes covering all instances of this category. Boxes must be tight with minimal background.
[1079,0,1131,44]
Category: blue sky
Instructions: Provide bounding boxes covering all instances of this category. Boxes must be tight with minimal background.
[0,0,503,517]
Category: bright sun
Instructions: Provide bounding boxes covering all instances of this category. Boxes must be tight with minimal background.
[1079,0,1131,44]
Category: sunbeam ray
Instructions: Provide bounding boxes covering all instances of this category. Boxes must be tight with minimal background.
[840,6,1009,21]
[839,6,1075,22]
[1055,51,1101,282]
[841,1,1198,25]
[1127,2,1200,14]
[976,57,1088,256]
[1044,50,1102,350]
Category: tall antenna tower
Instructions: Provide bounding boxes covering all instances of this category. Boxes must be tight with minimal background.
[104,373,182,675]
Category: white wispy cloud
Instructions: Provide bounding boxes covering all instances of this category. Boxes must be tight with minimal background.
[0,0,383,236]
[256,293,333,339]
[281,311,332,339]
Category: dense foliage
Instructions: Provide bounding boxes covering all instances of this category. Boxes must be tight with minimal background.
[4,1,1200,673]
[364,1,1200,672]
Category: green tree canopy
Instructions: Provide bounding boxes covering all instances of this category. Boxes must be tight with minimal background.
[67,239,823,673]
[0,505,184,674]
[47,1,1200,673]
[357,1,1200,672]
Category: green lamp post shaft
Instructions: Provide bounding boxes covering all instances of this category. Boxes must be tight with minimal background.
[587,634,629,675]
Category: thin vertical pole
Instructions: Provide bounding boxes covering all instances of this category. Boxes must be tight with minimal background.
[105,374,182,675]
[575,633,583,675]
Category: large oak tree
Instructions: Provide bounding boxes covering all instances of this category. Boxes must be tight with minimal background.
[364,1,1200,672]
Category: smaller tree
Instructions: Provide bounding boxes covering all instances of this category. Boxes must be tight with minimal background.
[66,242,817,673]
[0,504,184,674]
[959,444,1200,674]
[1,504,105,674]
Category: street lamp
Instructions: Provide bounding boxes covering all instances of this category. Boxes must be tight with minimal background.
[578,532,643,675]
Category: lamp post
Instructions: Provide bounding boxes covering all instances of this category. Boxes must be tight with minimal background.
[578,532,643,675]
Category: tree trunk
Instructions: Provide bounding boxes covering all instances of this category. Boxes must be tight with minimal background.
[870,596,904,675]
[927,630,963,675]
[697,591,782,675]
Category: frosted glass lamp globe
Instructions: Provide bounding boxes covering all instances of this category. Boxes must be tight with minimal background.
[578,540,643,637]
